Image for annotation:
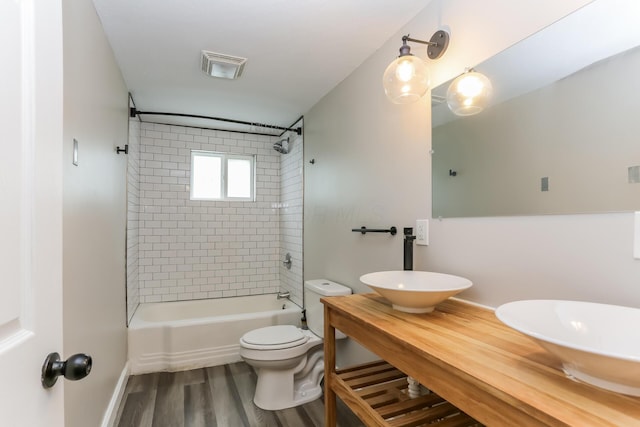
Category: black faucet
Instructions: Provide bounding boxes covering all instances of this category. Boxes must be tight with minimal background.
[403,227,416,271]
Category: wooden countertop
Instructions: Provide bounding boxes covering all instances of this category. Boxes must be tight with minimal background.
[322,294,640,426]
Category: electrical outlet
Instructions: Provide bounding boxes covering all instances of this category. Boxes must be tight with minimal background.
[416,219,429,246]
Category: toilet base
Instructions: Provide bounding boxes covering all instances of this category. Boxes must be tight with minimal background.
[252,350,325,410]
[254,373,324,410]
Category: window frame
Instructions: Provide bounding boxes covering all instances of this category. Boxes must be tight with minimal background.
[190,150,255,201]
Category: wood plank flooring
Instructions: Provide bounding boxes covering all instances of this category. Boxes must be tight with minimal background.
[114,362,365,427]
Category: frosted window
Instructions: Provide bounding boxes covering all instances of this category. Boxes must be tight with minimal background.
[227,158,252,198]
[191,153,222,199]
[190,151,254,201]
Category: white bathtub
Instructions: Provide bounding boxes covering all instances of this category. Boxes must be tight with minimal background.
[128,294,302,374]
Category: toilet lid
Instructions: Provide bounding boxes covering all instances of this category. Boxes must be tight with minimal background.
[241,325,308,350]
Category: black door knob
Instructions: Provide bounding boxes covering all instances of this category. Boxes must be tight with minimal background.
[41,352,92,389]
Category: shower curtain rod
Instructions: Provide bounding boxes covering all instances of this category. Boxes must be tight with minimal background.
[142,121,281,137]
[130,108,302,135]
[278,115,304,138]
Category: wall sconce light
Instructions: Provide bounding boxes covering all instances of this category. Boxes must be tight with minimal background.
[446,68,492,116]
[383,31,450,104]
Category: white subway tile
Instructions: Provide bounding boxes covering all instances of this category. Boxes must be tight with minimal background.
[137,127,298,303]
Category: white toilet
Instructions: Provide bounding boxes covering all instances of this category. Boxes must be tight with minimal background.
[239,279,351,410]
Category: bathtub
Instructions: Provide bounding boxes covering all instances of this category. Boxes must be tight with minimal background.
[128,294,302,374]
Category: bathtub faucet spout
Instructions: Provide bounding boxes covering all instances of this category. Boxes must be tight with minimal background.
[276,291,291,300]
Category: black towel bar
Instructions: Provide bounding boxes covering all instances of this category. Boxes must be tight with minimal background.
[352,226,397,236]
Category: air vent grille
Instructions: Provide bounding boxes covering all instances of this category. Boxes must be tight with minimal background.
[201,50,247,80]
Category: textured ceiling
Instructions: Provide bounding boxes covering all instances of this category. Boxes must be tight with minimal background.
[92,0,432,134]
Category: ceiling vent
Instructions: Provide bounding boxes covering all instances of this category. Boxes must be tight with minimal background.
[201,50,247,80]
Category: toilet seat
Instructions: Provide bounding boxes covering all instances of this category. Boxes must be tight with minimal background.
[240,325,309,350]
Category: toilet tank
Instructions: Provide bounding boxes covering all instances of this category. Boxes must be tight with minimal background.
[304,279,351,338]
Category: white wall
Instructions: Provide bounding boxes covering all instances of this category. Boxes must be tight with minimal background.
[305,0,640,331]
[62,0,129,425]
[138,123,281,302]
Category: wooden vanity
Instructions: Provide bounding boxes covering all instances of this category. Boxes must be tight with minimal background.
[322,294,640,426]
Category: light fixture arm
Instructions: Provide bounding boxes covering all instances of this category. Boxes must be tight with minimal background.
[398,31,449,60]
[402,35,434,46]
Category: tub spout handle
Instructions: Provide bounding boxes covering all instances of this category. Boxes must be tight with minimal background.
[277,291,291,300]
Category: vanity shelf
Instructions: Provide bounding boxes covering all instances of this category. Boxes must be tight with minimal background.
[322,294,640,426]
[335,359,482,426]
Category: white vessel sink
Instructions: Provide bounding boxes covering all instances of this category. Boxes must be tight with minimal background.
[496,300,640,396]
[359,271,472,313]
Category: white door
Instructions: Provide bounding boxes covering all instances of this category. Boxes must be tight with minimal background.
[0,0,65,426]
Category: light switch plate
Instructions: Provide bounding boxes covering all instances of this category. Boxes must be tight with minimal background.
[634,212,640,260]
[416,219,429,246]
[73,138,79,166]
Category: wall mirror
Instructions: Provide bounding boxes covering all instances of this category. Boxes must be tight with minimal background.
[432,2,640,218]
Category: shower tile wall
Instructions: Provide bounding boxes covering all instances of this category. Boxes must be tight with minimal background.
[279,131,303,306]
[138,123,280,303]
[127,118,141,321]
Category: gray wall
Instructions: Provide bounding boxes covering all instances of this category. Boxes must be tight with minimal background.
[305,0,640,365]
[62,0,129,425]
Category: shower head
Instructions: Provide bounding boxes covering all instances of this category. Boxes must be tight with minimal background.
[273,137,289,154]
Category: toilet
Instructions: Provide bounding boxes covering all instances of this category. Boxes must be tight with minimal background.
[239,279,351,410]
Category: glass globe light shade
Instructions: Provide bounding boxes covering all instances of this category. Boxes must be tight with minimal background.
[383,55,430,104]
[446,71,493,116]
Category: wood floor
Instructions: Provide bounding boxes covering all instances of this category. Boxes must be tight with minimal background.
[114,362,365,427]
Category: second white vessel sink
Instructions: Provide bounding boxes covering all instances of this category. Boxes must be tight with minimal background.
[360,270,472,313]
[496,299,640,396]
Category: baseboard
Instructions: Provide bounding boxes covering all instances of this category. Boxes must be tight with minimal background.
[129,344,243,375]
[101,361,130,427]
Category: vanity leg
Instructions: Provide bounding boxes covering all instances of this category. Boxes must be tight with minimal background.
[324,304,337,427]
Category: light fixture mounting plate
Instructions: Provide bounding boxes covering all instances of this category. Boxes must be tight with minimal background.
[427,30,449,59]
